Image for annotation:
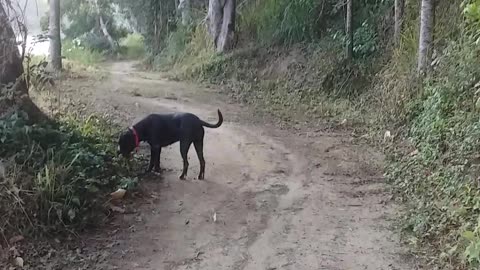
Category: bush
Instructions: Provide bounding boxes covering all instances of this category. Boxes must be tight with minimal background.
[76,32,112,52]
[119,33,146,59]
[0,112,139,237]
[154,26,193,68]
[387,34,480,268]
[63,39,106,66]
[238,0,320,45]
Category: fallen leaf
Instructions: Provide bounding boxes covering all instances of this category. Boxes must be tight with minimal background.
[383,130,392,142]
[68,209,76,221]
[110,189,126,200]
[15,257,24,268]
[195,251,204,260]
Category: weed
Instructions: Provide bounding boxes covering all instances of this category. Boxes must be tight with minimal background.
[118,33,146,59]
[0,111,140,240]
[238,0,321,45]
[63,40,106,66]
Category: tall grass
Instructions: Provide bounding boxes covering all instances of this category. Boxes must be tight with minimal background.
[238,0,320,45]
[119,33,146,59]
[63,40,105,66]
[0,112,139,237]
[153,24,216,72]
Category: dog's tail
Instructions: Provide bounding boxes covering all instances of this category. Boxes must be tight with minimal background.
[200,109,223,128]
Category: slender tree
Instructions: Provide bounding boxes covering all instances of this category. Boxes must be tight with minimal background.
[345,0,353,60]
[49,0,62,71]
[394,0,405,45]
[94,0,117,51]
[417,0,434,73]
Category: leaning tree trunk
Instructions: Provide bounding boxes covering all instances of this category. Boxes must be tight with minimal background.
[94,0,117,51]
[207,0,236,53]
[345,0,353,60]
[49,0,62,71]
[0,2,46,122]
[417,0,434,74]
[394,0,405,46]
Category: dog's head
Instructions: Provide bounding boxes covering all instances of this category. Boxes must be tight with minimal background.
[118,130,136,158]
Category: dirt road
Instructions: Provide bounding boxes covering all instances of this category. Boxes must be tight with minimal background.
[61,62,412,270]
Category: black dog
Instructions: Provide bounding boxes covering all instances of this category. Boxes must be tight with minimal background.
[118,109,223,180]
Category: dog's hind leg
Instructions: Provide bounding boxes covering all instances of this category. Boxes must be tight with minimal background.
[193,140,205,180]
[179,140,192,180]
[153,146,162,173]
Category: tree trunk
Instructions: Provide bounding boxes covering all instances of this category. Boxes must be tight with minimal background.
[417,0,434,74]
[207,0,236,53]
[94,0,117,51]
[178,0,191,26]
[0,2,46,122]
[49,0,62,71]
[394,0,405,45]
[345,0,353,60]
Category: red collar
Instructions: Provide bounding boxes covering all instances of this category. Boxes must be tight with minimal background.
[130,127,140,149]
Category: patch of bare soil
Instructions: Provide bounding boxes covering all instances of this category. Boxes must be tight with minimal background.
[2,61,416,270]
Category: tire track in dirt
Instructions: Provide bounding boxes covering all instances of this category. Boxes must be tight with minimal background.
[60,61,414,270]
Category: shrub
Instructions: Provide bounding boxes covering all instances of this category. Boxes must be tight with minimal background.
[387,34,480,268]
[119,33,146,59]
[63,39,106,66]
[238,0,321,45]
[0,112,139,237]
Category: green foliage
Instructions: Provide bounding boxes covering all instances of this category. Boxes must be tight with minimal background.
[24,57,55,92]
[464,0,480,22]
[154,26,193,67]
[463,0,480,40]
[63,40,106,66]
[118,33,146,59]
[387,33,480,268]
[353,21,378,58]
[151,24,215,71]
[0,112,139,236]
[238,0,321,45]
[74,32,113,52]
[62,0,129,52]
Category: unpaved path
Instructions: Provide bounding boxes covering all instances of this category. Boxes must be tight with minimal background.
[61,61,412,270]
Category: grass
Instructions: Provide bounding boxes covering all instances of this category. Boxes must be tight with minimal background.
[238,0,320,45]
[0,110,140,240]
[118,33,146,59]
[63,39,106,66]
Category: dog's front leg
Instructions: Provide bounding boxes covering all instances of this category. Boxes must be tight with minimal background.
[146,146,159,173]
[154,146,162,173]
